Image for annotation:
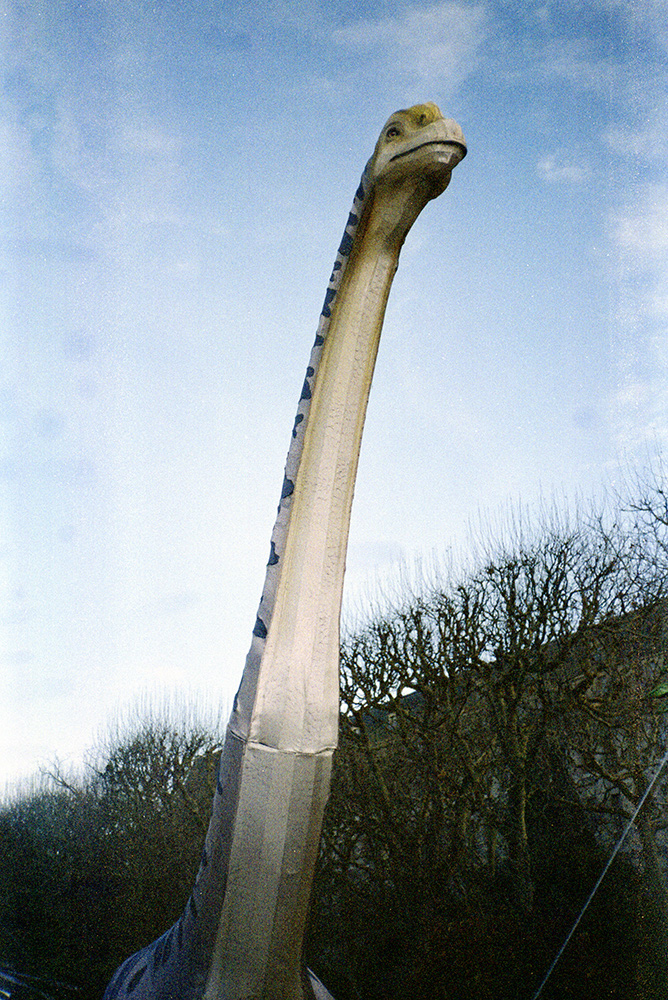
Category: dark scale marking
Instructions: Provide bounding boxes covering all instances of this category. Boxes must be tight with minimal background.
[356,178,365,201]
[338,231,353,257]
[268,541,279,566]
[301,366,315,399]
[281,477,294,499]
[127,965,147,994]
[314,333,324,347]
[333,260,342,272]
[321,286,337,318]
[253,616,267,639]
[201,845,209,868]
[292,412,304,438]
[347,211,358,227]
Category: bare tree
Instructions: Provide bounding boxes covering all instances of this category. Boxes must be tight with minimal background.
[315,490,668,997]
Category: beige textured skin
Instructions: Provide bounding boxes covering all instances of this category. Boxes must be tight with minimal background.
[102,104,465,1000]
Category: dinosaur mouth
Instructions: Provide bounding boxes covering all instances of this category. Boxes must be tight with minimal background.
[390,139,467,162]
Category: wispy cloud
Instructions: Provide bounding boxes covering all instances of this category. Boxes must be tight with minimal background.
[611,183,668,317]
[332,2,486,92]
[607,0,668,52]
[609,183,668,451]
[603,118,668,165]
[537,152,591,184]
[536,37,616,93]
[610,378,668,454]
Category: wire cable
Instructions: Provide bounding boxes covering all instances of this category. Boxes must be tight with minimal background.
[530,740,668,1000]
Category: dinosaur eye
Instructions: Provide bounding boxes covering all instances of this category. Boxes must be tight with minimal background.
[386,125,402,139]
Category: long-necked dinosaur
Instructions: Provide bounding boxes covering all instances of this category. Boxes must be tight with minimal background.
[103,102,466,1000]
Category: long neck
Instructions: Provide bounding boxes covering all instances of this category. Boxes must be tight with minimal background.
[200,184,411,1000]
[230,172,429,752]
[239,195,404,754]
[228,170,374,749]
[102,171,430,1000]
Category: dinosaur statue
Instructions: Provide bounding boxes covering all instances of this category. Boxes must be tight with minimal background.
[103,102,466,1000]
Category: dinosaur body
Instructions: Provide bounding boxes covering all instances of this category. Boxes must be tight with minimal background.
[103,103,466,1000]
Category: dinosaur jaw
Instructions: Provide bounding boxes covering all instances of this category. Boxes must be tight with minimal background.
[389,138,468,164]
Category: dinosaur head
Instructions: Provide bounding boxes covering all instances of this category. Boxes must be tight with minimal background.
[369,101,466,202]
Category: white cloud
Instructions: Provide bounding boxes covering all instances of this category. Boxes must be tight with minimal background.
[332,2,487,91]
[537,152,590,184]
[612,183,668,258]
[537,37,615,92]
[609,183,668,452]
[611,378,668,453]
[610,183,668,320]
[603,119,668,164]
[606,0,668,52]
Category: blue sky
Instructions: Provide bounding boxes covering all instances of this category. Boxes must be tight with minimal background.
[1,0,666,790]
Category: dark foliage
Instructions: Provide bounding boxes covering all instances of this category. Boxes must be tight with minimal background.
[307,493,668,998]
[2,479,668,999]
[0,721,221,1000]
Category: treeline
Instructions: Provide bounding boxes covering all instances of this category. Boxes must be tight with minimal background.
[311,478,668,999]
[2,471,668,999]
[0,711,223,1000]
